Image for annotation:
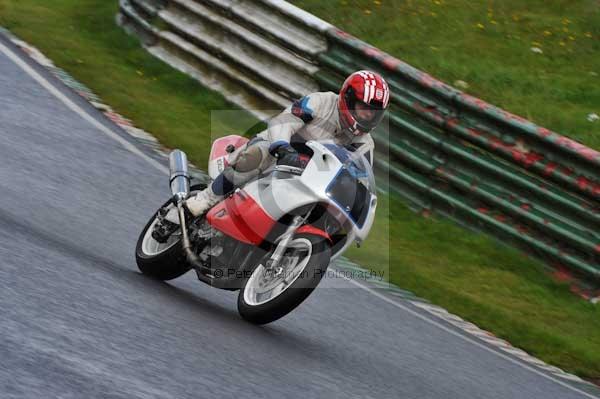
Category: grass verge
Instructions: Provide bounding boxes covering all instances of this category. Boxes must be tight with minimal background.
[1,0,598,380]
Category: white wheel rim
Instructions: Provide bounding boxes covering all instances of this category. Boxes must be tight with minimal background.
[243,238,313,306]
[141,212,181,256]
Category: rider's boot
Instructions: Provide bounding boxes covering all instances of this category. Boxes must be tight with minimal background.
[163,174,231,225]
[185,184,224,217]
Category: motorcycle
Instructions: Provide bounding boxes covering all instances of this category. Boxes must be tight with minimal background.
[135,135,377,324]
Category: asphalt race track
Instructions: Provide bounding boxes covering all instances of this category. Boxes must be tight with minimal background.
[0,34,599,399]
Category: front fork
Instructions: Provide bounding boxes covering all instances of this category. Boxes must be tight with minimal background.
[264,215,304,276]
[265,204,315,275]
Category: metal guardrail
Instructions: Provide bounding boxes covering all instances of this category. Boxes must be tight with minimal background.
[117,0,326,119]
[316,30,600,280]
[117,0,600,282]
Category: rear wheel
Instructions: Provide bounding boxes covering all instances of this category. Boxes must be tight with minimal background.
[135,201,190,280]
[238,234,331,324]
[135,184,206,280]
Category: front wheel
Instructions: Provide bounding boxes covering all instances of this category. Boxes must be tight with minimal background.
[238,234,331,324]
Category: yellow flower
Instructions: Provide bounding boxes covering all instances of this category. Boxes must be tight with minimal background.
[562,18,571,25]
[430,12,437,17]
[532,41,541,46]
[543,30,552,36]
[559,41,566,46]
[374,0,381,5]
[434,0,441,4]
[585,32,593,38]
[569,35,575,41]
[476,23,485,29]
[490,20,498,25]
[364,9,372,14]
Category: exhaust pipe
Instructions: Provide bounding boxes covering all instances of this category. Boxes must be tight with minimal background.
[177,201,212,275]
[169,150,190,203]
[168,150,211,274]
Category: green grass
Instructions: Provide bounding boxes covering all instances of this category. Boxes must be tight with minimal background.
[292,0,600,150]
[1,0,599,381]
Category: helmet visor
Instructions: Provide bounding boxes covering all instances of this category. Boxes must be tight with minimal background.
[351,101,385,133]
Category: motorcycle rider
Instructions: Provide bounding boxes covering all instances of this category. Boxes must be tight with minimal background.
[174,70,390,220]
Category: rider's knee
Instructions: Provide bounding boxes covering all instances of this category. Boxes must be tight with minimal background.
[232,140,272,174]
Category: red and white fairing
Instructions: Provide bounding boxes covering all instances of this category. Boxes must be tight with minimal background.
[208,135,249,178]
[205,136,377,260]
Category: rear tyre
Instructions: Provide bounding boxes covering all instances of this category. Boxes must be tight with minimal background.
[237,234,331,324]
[135,184,206,280]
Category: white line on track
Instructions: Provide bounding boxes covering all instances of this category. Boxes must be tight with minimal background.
[1,35,597,399]
[0,40,168,175]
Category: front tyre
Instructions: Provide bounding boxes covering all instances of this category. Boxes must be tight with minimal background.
[238,234,331,325]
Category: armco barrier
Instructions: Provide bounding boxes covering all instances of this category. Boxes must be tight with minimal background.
[317,29,600,280]
[117,0,327,119]
[117,0,600,283]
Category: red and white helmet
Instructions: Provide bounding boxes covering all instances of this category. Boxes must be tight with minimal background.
[338,70,390,136]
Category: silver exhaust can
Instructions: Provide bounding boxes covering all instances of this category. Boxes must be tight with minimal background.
[169,150,190,202]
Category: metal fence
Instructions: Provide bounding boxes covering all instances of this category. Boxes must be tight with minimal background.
[117,0,600,282]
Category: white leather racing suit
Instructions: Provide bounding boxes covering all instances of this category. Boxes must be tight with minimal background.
[258,91,375,163]
[179,92,377,218]
[213,91,375,195]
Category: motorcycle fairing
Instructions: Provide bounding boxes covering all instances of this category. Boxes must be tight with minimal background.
[206,189,276,246]
[206,139,376,256]
[241,142,376,254]
[296,225,332,243]
[208,135,249,178]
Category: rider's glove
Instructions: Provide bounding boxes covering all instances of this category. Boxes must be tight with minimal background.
[269,141,304,168]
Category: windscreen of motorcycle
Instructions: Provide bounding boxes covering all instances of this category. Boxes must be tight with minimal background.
[323,144,376,228]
